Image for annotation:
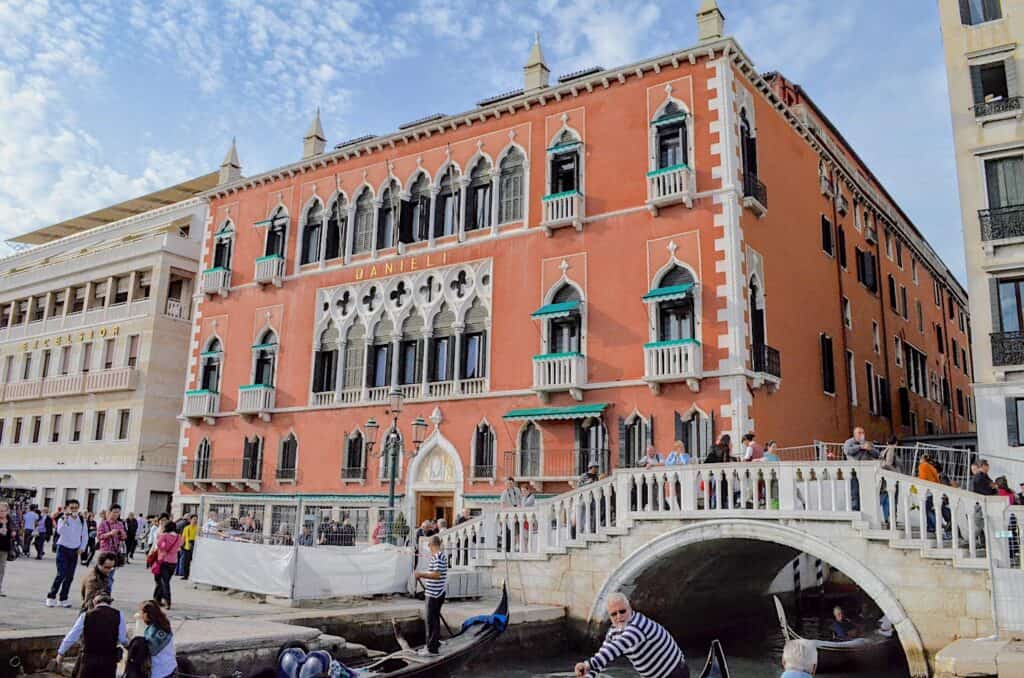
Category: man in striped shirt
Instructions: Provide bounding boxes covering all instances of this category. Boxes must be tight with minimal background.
[575,592,687,677]
[414,534,448,655]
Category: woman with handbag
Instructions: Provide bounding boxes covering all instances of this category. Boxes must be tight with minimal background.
[151,522,182,609]
[0,501,17,596]
[97,504,127,592]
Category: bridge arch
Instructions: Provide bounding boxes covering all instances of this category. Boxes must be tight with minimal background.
[589,519,929,677]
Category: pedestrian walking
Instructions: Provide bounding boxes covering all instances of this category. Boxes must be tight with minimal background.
[46,499,88,608]
[80,553,116,613]
[49,506,62,554]
[22,504,39,554]
[0,501,16,597]
[151,521,182,609]
[138,600,178,677]
[80,512,97,566]
[33,506,52,559]
[414,535,448,656]
[97,504,127,590]
[574,592,687,677]
[781,638,817,677]
[180,514,198,579]
[55,592,128,678]
[125,512,138,562]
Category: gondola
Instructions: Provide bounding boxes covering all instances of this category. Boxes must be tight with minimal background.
[343,584,509,677]
[698,639,730,678]
[772,596,893,673]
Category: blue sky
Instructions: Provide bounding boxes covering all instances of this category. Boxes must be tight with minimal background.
[0,1,965,280]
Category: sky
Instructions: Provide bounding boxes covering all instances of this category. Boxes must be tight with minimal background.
[0,0,966,280]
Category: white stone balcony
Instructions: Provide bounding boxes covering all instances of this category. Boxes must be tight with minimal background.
[254,254,285,286]
[4,379,42,401]
[237,384,275,421]
[646,164,696,214]
[165,298,187,320]
[41,374,84,398]
[184,389,219,423]
[366,385,389,402]
[426,380,456,399]
[460,377,486,395]
[85,367,138,393]
[532,352,585,401]
[643,339,702,393]
[201,267,231,296]
[398,383,421,400]
[541,190,583,234]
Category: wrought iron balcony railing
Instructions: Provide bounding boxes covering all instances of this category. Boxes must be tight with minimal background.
[753,343,782,378]
[979,204,1024,242]
[992,331,1024,366]
[973,96,1022,118]
[742,172,768,214]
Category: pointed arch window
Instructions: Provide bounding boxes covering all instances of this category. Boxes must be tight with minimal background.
[342,320,366,389]
[434,167,461,238]
[399,312,424,385]
[253,329,277,386]
[200,338,222,393]
[619,415,649,468]
[265,208,287,258]
[368,318,394,388]
[300,201,323,264]
[194,438,211,479]
[654,266,696,342]
[654,102,688,169]
[313,323,339,394]
[408,174,431,243]
[212,224,233,270]
[242,435,263,480]
[518,423,541,478]
[472,422,495,479]
[499,148,525,223]
[465,160,492,232]
[343,431,366,480]
[740,109,758,179]
[377,182,399,250]
[277,433,298,481]
[429,304,456,382]
[352,191,374,255]
[461,299,488,379]
[549,284,582,354]
[324,198,346,260]
[549,130,580,195]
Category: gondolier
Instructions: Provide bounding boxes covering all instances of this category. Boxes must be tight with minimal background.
[575,592,688,678]
[414,535,448,656]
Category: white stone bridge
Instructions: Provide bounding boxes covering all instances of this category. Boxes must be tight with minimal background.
[436,460,1024,677]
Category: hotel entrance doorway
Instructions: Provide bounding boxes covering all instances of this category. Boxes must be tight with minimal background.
[416,492,454,526]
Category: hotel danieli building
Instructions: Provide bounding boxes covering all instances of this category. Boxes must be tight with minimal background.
[0,175,218,515]
[174,2,976,534]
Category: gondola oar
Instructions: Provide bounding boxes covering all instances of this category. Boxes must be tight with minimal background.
[416,578,455,637]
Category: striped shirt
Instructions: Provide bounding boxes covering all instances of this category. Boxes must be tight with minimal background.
[423,552,448,599]
[588,611,683,678]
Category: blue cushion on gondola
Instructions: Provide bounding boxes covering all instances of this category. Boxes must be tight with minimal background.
[460,613,508,633]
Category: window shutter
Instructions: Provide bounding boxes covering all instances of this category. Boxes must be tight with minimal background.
[959,0,972,24]
[1006,399,1020,446]
[617,416,627,467]
[990,277,1002,332]
[574,421,582,475]
[837,226,847,268]
[1006,57,1019,98]
[646,415,655,450]
[703,411,714,460]
[674,410,683,442]
[899,387,911,424]
[398,199,414,244]
[984,0,1002,22]
[970,65,985,105]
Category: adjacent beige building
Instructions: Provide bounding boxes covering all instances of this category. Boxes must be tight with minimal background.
[0,176,215,515]
[940,0,1024,480]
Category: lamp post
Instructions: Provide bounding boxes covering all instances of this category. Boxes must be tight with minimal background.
[365,390,429,522]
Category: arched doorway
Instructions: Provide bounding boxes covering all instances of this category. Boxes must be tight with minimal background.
[589,520,927,677]
[406,431,464,526]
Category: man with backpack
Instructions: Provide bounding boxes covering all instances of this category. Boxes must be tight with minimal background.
[45,499,88,608]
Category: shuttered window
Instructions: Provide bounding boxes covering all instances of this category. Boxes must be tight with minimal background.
[821,216,833,256]
[1006,398,1022,446]
[985,155,1024,209]
[960,0,1002,25]
[352,192,374,254]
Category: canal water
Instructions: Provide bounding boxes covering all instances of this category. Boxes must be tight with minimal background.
[457,605,910,677]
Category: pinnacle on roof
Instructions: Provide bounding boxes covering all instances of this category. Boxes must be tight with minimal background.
[303,108,327,159]
[219,137,242,185]
[523,32,550,93]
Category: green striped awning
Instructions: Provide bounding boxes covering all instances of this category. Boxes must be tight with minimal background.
[652,111,687,126]
[531,300,580,319]
[503,403,608,421]
[642,282,694,302]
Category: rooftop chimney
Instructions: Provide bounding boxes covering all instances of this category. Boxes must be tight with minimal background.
[696,0,725,43]
[218,137,241,185]
[303,108,326,159]
[523,33,550,93]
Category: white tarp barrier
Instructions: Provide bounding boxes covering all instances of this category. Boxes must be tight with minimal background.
[293,543,414,600]
[191,537,295,598]
[189,537,413,599]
